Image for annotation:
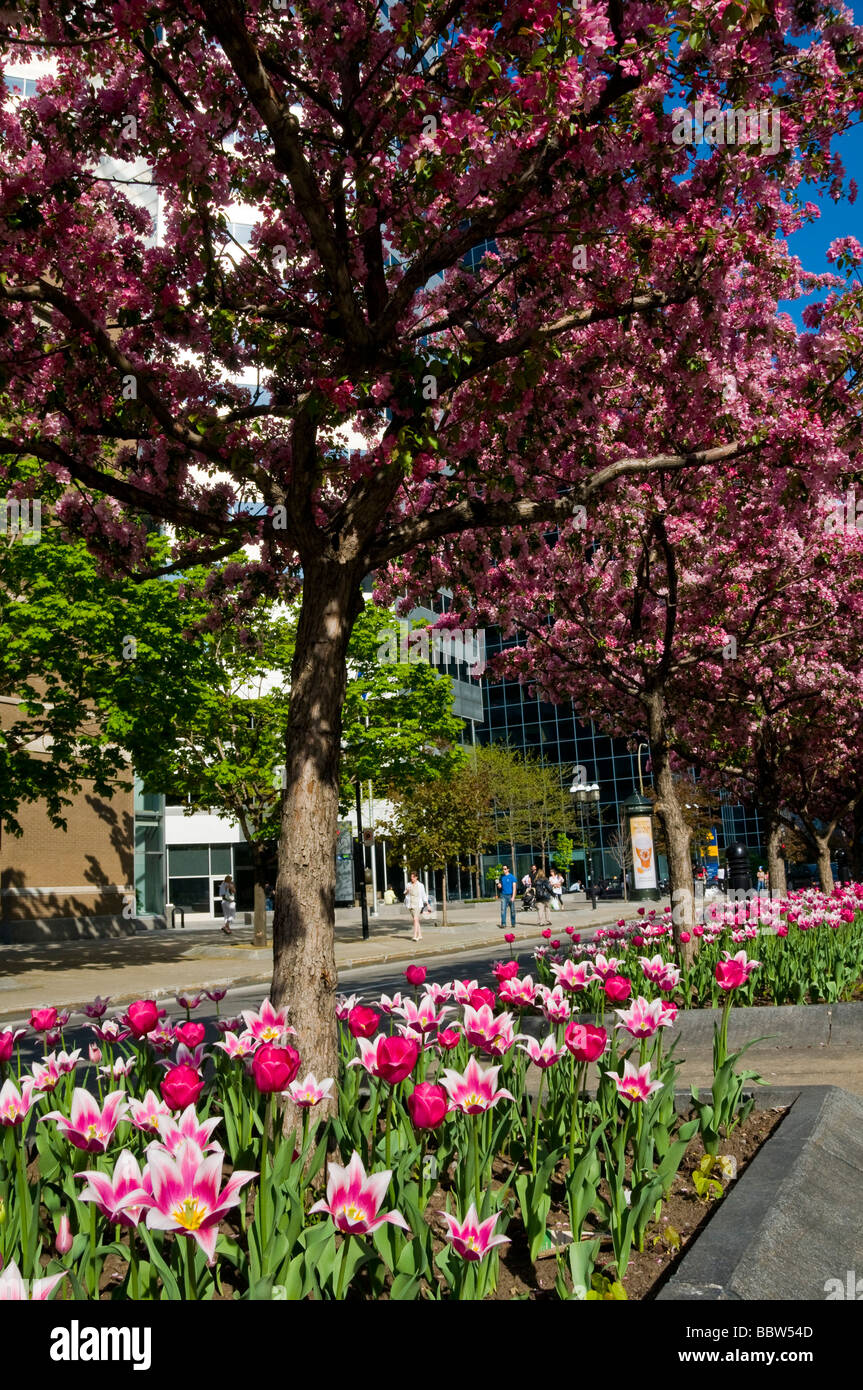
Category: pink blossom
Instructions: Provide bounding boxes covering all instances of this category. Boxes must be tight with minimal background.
[442,1205,510,1262]
[310,1151,409,1236]
[152,1105,222,1154]
[440,1056,514,1115]
[451,979,480,1005]
[55,1213,73,1256]
[0,1077,37,1127]
[82,996,111,1019]
[241,998,295,1044]
[0,1029,25,1063]
[394,995,452,1035]
[41,1088,128,1153]
[550,959,596,992]
[288,1074,334,1108]
[715,950,761,991]
[29,1008,58,1033]
[564,1023,608,1062]
[517,1035,566,1068]
[176,994,204,1011]
[497,973,538,1007]
[0,1259,66,1301]
[538,984,572,1023]
[607,1060,663,1103]
[127,1090,173,1135]
[78,1149,152,1229]
[214,1029,259,1059]
[144,1138,256,1263]
[614,996,674,1039]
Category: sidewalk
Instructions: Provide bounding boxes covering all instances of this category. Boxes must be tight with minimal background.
[0,898,636,1025]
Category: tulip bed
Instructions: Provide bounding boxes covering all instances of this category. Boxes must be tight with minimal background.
[0,885,860,1301]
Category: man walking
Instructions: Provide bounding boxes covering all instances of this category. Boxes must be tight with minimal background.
[498,864,517,929]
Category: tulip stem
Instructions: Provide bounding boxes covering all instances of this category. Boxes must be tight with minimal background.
[418,1134,427,1206]
[336,1234,351,1301]
[471,1115,481,1211]
[531,1070,544,1176]
[384,1088,395,1168]
[88,1198,97,1297]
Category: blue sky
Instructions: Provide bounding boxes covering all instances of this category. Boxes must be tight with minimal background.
[781,2,863,324]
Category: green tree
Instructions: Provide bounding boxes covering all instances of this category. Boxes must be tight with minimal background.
[381,766,489,927]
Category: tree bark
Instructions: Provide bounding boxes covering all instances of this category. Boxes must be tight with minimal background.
[814,835,834,894]
[647,691,695,961]
[270,559,364,1125]
[764,816,787,898]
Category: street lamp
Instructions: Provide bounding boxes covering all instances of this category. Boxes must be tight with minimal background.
[569,780,600,910]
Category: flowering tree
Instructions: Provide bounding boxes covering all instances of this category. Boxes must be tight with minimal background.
[1,1,861,1084]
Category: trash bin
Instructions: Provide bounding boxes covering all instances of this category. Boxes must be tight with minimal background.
[726,843,751,893]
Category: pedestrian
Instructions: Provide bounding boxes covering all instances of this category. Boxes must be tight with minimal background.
[405,871,426,943]
[534,869,553,926]
[219,875,236,935]
[549,868,564,910]
[498,864,518,930]
[756,865,767,896]
[264,882,274,911]
[522,865,538,891]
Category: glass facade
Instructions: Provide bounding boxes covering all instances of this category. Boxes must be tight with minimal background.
[474,629,763,883]
[133,778,165,915]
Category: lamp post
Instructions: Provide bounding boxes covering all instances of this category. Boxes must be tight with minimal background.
[569,779,600,910]
[354,780,370,941]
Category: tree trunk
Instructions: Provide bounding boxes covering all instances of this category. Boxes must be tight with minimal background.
[271,560,363,1124]
[814,835,834,894]
[474,848,482,899]
[252,853,269,948]
[852,800,863,883]
[764,816,787,899]
[647,692,695,960]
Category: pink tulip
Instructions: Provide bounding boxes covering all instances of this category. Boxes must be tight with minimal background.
[90,1018,130,1044]
[55,1213,73,1256]
[468,988,496,1011]
[287,1074,334,1108]
[127,1090,173,1135]
[462,1003,504,1051]
[715,950,761,991]
[604,975,632,1004]
[144,1138,256,1263]
[497,973,538,1007]
[241,997,295,1044]
[404,965,427,986]
[152,1105,222,1154]
[394,995,451,1035]
[592,954,622,980]
[538,984,572,1024]
[309,1150,409,1236]
[88,1043,102,1065]
[679,931,691,943]
[551,959,596,992]
[442,1205,510,1262]
[407,1082,448,1130]
[608,1059,663,1103]
[435,1028,462,1051]
[251,1043,301,1093]
[160,1065,204,1111]
[29,1056,63,1093]
[0,1029,25,1063]
[451,979,480,1005]
[440,1056,514,1115]
[174,1021,206,1049]
[176,994,203,1011]
[614,996,674,1040]
[126,999,160,1037]
[204,988,227,1003]
[518,1035,566,1069]
[541,928,552,940]
[77,1148,152,1229]
[99,1057,135,1080]
[41,1088,128,1153]
[82,996,111,1019]
[0,1078,37,1127]
[658,1001,678,1027]
[377,992,404,1015]
[29,1007,58,1033]
[335,993,360,1021]
[777,924,789,937]
[148,1025,176,1055]
[564,1022,607,1063]
[425,981,453,1005]
[0,1259,66,1301]
[492,960,520,982]
[214,1029,259,1059]
[347,1005,380,1039]
[349,1033,419,1083]
[504,932,516,943]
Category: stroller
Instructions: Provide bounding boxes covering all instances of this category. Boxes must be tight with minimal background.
[521,885,536,913]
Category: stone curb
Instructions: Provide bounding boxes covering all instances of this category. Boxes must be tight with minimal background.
[657,1084,863,1300]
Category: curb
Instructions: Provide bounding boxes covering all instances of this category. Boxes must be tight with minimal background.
[657,1084,863,1300]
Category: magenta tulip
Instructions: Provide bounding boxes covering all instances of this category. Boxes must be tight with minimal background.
[126,1000,159,1037]
[603,975,632,1004]
[407,1082,448,1130]
[468,988,496,1011]
[251,1043,301,1093]
[160,1065,204,1111]
[375,1035,419,1085]
[347,1005,380,1039]
[564,1023,608,1062]
[29,1008,58,1033]
[174,1021,206,1049]
[404,965,427,986]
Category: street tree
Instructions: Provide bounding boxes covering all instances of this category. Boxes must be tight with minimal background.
[1,1,860,1085]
